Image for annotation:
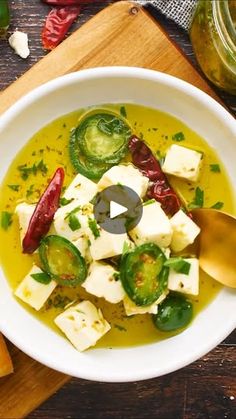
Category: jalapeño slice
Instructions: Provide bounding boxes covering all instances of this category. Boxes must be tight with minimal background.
[74,111,131,164]
[120,243,168,306]
[39,235,87,287]
[69,128,111,180]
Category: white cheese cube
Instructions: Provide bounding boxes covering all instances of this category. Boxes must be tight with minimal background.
[170,209,200,252]
[54,301,111,352]
[168,258,199,295]
[90,229,128,260]
[98,164,149,198]
[15,202,35,244]
[123,292,168,316]
[15,265,57,311]
[162,144,202,182]
[63,173,97,205]
[83,262,125,304]
[9,31,30,59]
[53,200,93,242]
[73,237,92,263]
[129,201,172,248]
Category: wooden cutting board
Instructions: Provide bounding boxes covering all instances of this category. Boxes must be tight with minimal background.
[0,2,223,418]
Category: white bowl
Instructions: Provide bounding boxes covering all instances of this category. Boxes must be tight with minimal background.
[0,67,235,382]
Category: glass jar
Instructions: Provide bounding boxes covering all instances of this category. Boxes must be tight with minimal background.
[190,0,236,94]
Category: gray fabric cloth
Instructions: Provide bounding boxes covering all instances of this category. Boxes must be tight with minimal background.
[137,0,197,30]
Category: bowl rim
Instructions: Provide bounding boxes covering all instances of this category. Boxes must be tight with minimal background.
[0,66,235,382]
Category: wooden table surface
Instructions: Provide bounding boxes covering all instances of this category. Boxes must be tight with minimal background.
[0,1,235,418]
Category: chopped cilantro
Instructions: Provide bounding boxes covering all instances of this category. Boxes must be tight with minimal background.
[1,211,13,230]
[211,201,224,210]
[46,294,72,309]
[68,214,81,231]
[164,257,191,275]
[113,272,120,281]
[210,164,221,173]
[31,272,52,284]
[26,184,34,198]
[18,160,48,180]
[114,324,127,332]
[122,241,130,255]
[120,106,127,118]
[189,187,204,209]
[7,184,20,192]
[88,218,100,238]
[143,199,156,206]
[64,206,81,220]
[172,131,185,142]
[60,197,74,206]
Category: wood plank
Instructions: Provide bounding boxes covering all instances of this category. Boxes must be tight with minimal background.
[0,2,233,418]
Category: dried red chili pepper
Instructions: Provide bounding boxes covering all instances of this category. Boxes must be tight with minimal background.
[23,167,65,254]
[42,6,81,50]
[42,0,100,4]
[129,135,181,216]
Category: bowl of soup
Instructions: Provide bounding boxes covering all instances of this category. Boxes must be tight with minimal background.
[0,67,235,382]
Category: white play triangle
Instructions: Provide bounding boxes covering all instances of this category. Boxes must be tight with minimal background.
[110,201,128,219]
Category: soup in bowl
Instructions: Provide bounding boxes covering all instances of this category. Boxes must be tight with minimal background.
[0,67,235,382]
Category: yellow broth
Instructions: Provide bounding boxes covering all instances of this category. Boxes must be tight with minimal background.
[0,104,234,348]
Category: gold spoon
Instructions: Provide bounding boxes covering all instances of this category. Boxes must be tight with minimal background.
[191,208,236,288]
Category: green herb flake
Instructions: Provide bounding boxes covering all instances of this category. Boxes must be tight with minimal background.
[7,184,20,192]
[18,159,48,180]
[172,131,185,142]
[1,211,13,230]
[26,184,34,198]
[164,257,191,275]
[114,324,127,332]
[64,205,81,220]
[120,106,127,118]
[60,197,74,207]
[211,201,224,210]
[88,218,100,239]
[143,199,156,207]
[113,272,120,281]
[189,187,204,209]
[210,164,221,173]
[31,272,52,284]
[122,241,130,255]
[68,214,81,231]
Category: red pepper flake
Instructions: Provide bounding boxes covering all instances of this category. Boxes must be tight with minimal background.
[42,6,81,50]
[22,167,65,254]
[129,135,182,216]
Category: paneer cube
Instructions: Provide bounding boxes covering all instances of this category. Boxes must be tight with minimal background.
[129,201,172,248]
[63,173,97,205]
[54,301,111,352]
[162,144,202,182]
[98,164,149,198]
[53,200,93,242]
[123,292,168,316]
[73,237,92,263]
[90,229,128,260]
[168,258,199,295]
[15,202,35,244]
[170,209,200,252]
[83,262,125,304]
[15,265,57,311]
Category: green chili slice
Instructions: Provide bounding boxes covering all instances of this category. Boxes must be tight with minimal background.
[153,293,193,331]
[39,235,87,287]
[72,110,131,164]
[69,128,111,180]
[120,243,168,306]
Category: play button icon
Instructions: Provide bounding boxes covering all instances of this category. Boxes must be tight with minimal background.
[110,201,128,219]
[93,185,143,234]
